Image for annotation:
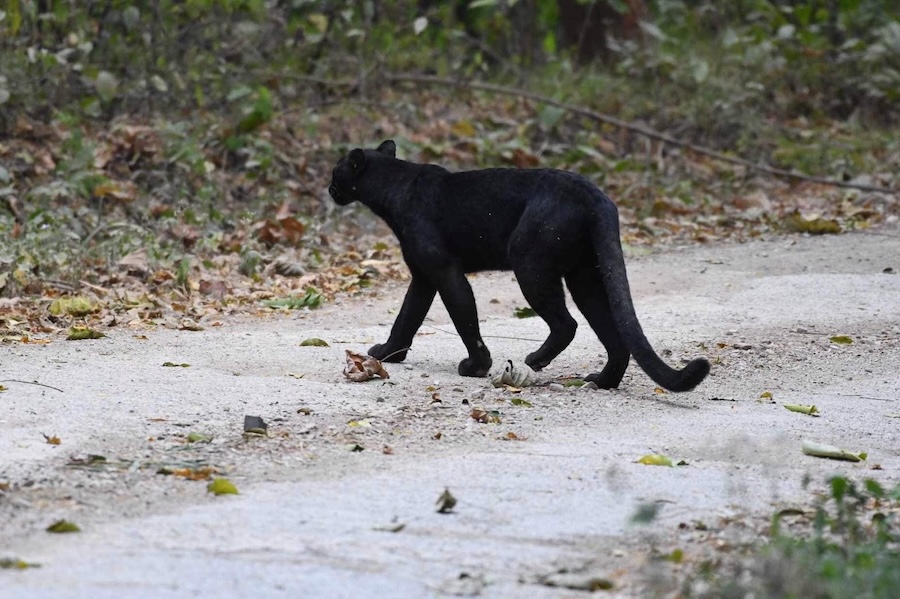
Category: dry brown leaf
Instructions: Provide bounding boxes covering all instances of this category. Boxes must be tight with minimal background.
[343,350,390,382]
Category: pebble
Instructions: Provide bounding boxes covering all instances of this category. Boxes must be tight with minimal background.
[548,383,565,392]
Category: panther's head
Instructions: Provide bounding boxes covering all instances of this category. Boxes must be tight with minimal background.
[328,140,397,206]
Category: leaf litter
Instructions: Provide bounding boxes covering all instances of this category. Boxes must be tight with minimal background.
[343,350,390,382]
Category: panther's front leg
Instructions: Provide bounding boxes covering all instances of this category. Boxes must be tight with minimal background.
[369,275,436,362]
[432,266,492,377]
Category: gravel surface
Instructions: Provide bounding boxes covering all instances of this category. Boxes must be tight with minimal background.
[2,227,899,598]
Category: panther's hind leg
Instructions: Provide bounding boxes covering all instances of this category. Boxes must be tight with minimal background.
[565,266,630,389]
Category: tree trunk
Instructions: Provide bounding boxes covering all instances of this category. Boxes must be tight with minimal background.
[557,0,647,64]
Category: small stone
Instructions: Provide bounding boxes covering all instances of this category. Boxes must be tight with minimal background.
[548,383,565,392]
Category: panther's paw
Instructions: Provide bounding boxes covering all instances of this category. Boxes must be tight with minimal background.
[458,356,492,378]
[368,344,408,362]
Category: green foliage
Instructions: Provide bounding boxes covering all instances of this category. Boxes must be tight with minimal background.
[262,288,323,310]
[686,476,900,598]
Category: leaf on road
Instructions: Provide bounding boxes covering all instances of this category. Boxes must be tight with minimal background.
[510,397,533,407]
[436,487,457,513]
[243,415,268,435]
[638,454,674,467]
[784,404,819,416]
[343,350,390,382]
[538,572,614,592]
[159,466,218,480]
[186,431,213,443]
[300,338,329,347]
[0,558,40,569]
[66,326,105,340]
[47,519,80,533]
[470,408,501,424]
[207,478,239,495]
[162,361,190,367]
[802,440,867,462]
[514,306,537,318]
[42,433,61,445]
[829,335,853,345]
[348,419,371,428]
[490,360,537,387]
[785,212,841,235]
[561,378,585,387]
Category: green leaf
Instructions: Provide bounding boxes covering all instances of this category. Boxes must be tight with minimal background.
[0,558,40,569]
[785,213,841,235]
[562,378,585,387]
[864,479,885,498]
[236,86,273,135]
[802,441,867,462]
[162,362,190,367]
[47,519,80,533]
[300,338,329,347]
[262,288,323,310]
[630,502,660,524]
[638,454,674,467]
[49,296,95,317]
[514,306,537,318]
[207,478,239,495]
[784,404,819,416]
[831,476,848,502]
[510,398,533,407]
[186,432,212,443]
[66,327,105,340]
[829,335,853,345]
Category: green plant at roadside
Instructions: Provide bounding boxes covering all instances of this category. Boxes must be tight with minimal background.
[685,476,900,599]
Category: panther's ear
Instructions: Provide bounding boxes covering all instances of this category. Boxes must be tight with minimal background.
[348,148,366,172]
[376,140,396,158]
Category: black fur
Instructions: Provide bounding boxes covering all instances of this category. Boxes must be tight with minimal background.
[329,140,709,392]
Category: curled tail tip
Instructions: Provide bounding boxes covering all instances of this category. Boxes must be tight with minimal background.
[665,358,711,393]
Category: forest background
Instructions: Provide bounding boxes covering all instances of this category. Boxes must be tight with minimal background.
[1,0,898,311]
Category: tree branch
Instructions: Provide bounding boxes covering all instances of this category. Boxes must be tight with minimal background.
[384,73,897,195]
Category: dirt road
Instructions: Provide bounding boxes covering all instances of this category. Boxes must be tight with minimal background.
[2,227,899,598]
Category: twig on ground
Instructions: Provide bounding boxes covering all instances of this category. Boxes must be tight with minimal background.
[0,380,64,393]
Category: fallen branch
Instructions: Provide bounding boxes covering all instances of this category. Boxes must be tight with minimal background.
[384,73,897,195]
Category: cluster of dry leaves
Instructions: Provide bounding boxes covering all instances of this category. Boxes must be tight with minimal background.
[2,91,898,346]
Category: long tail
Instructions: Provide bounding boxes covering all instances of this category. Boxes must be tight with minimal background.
[591,201,710,392]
